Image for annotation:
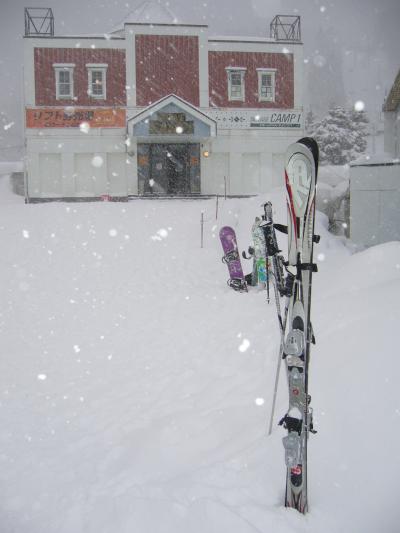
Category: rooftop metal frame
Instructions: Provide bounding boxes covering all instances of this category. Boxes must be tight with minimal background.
[24,7,54,37]
[270,15,301,42]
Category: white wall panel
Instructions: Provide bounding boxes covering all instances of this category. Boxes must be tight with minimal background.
[107,153,127,195]
[39,154,62,196]
[74,154,97,196]
[350,162,400,247]
[241,153,260,194]
[272,153,285,188]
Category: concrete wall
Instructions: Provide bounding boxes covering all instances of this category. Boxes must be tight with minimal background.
[199,129,298,195]
[25,129,132,199]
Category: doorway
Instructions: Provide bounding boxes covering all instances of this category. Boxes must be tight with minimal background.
[138,143,200,195]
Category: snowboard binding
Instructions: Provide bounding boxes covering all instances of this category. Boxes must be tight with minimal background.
[227,278,248,292]
[222,250,240,264]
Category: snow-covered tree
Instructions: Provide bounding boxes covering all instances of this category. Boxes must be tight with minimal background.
[305,109,317,135]
[348,109,369,156]
[310,106,369,165]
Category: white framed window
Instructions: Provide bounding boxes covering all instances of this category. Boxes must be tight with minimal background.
[53,63,75,100]
[257,68,276,102]
[226,67,246,102]
[86,64,108,99]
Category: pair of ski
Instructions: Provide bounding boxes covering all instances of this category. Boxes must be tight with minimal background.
[220,137,319,514]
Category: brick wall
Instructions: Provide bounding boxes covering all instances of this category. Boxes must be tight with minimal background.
[208,51,294,108]
[33,45,294,110]
[34,48,126,106]
[135,35,199,106]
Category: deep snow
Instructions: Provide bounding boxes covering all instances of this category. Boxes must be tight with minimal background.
[0,167,399,533]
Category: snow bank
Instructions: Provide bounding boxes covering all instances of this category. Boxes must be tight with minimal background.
[316,166,349,234]
[0,161,24,175]
[0,182,398,533]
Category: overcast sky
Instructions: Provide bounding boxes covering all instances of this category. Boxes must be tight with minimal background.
[0,0,399,159]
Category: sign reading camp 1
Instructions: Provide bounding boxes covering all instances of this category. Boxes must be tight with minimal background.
[250,112,302,128]
[206,109,303,130]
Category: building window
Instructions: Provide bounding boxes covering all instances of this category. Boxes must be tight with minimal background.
[257,69,276,102]
[226,68,246,102]
[86,64,108,99]
[53,64,75,100]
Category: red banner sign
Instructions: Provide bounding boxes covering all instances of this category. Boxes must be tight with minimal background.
[26,108,126,128]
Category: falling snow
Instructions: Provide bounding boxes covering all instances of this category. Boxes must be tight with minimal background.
[91,155,104,168]
[354,100,365,112]
[0,0,399,529]
[79,122,90,134]
[238,338,251,352]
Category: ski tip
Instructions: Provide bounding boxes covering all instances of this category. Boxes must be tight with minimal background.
[297,137,319,171]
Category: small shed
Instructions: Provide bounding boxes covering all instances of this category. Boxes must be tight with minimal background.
[349,156,400,247]
[349,70,400,248]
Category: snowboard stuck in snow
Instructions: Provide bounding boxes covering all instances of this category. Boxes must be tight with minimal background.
[220,137,320,514]
[219,225,248,292]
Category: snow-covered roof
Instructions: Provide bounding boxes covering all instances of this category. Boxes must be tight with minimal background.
[110,1,192,33]
[350,153,400,167]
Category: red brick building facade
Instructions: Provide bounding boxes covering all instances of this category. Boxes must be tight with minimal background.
[208,51,294,109]
[34,48,127,107]
[23,11,304,200]
[135,35,200,106]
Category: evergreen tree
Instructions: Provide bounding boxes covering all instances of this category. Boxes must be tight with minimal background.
[311,106,369,165]
[305,109,317,134]
[348,109,369,158]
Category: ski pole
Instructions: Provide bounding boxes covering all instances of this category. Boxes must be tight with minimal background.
[268,292,289,435]
[200,211,204,248]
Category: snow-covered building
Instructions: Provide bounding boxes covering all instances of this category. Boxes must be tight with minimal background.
[349,69,400,247]
[23,5,304,201]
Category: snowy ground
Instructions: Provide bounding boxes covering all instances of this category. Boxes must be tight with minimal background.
[0,167,399,533]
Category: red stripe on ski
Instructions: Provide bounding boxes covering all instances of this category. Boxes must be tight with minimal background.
[285,170,298,240]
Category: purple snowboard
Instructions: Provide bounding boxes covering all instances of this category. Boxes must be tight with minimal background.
[219,226,247,292]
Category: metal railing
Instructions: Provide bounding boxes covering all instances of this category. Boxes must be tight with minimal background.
[24,7,54,37]
[270,15,301,42]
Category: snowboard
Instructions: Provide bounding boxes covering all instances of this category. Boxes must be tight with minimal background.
[251,217,267,285]
[219,226,247,292]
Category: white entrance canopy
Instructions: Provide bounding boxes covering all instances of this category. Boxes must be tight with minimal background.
[127,94,217,139]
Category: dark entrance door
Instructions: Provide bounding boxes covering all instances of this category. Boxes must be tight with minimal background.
[138,143,200,195]
[158,144,188,194]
